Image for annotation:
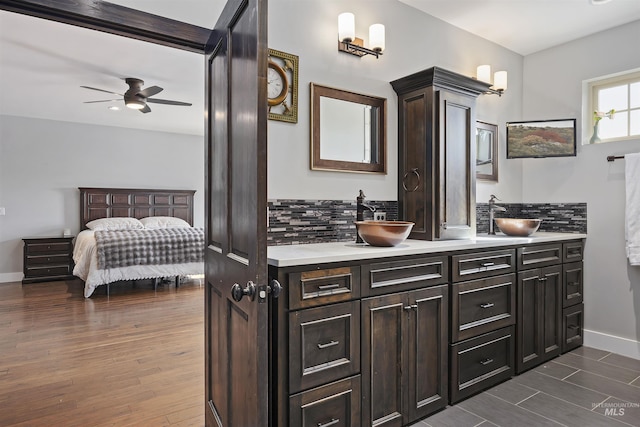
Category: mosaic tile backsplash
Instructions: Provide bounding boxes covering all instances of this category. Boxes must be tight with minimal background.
[268,200,586,246]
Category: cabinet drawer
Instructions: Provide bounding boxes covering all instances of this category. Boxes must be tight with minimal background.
[289,376,361,427]
[289,301,360,393]
[563,262,583,308]
[27,254,71,266]
[361,255,448,297]
[450,326,514,403]
[25,265,71,278]
[562,304,584,353]
[517,244,562,269]
[288,266,360,310]
[26,242,72,255]
[563,240,584,263]
[452,249,515,282]
[451,274,516,342]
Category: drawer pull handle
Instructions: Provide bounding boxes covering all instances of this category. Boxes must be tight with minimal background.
[317,283,341,290]
[481,262,495,267]
[567,325,580,330]
[318,419,339,427]
[480,358,494,366]
[317,340,339,349]
[567,281,580,286]
[480,303,494,309]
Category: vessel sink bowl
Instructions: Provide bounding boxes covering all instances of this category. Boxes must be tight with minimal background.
[494,218,542,237]
[355,220,414,246]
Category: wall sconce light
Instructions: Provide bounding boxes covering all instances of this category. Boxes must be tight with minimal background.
[476,65,507,96]
[338,12,385,59]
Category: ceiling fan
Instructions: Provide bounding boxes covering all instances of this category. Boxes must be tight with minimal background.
[81,78,192,113]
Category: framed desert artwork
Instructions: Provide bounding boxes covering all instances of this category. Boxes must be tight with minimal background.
[506,119,576,159]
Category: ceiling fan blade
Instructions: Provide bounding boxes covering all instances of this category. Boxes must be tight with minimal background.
[146,98,192,106]
[140,104,152,114]
[84,99,121,104]
[80,85,123,96]
[138,85,163,98]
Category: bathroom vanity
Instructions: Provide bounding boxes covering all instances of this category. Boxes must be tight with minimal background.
[267,233,585,427]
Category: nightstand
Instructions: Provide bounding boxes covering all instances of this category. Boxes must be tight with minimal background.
[22,236,75,284]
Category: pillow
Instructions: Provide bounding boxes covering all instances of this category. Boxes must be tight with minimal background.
[140,216,191,229]
[85,217,144,231]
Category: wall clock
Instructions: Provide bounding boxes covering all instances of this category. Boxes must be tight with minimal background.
[268,48,298,123]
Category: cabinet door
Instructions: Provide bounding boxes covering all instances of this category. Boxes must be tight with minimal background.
[516,265,562,374]
[361,286,448,427]
[406,285,448,423]
[435,90,476,240]
[361,293,405,427]
[397,87,434,241]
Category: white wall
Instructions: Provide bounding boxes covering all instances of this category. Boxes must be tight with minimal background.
[267,0,523,203]
[0,115,204,281]
[522,20,640,358]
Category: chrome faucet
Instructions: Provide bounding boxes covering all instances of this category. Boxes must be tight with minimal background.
[488,194,507,235]
[356,190,376,243]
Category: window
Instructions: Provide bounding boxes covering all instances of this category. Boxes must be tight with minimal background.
[588,70,640,143]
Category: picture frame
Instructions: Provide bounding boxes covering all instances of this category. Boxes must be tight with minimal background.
[476,121,498,181]
[268,48,299,123]
[506,119,576,159]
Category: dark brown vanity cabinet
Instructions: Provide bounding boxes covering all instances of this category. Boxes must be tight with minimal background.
[391,67,491,241]
[269,238,585,426]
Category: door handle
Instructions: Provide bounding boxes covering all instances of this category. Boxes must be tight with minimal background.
[231,281,256,302]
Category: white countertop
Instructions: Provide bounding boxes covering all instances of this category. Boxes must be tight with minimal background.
[267,232,587,267]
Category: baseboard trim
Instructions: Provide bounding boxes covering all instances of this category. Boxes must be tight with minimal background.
[584,329,640,360]
[0,272,23,284]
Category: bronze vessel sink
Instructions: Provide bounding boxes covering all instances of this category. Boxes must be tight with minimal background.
[494,218,542,237]
[355,220,414,246]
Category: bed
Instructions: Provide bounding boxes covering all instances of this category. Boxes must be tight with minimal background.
[73,187,204,297]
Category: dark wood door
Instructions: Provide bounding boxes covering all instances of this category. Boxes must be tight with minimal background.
[361,292,405,427]
[435,90,476,240]
[204,0,269,426]
[516,265,562,373]
[406,285,448,423]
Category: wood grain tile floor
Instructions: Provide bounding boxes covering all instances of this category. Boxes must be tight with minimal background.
[1,278,638,426]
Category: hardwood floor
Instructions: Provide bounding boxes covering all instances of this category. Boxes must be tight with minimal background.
[0,278,205,427]
[1,278,638,426]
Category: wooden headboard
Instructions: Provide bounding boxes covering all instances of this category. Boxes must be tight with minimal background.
[79,187,196,230]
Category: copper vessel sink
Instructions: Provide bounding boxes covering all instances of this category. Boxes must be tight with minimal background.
[494,218,542,237]
[355,220,414,246]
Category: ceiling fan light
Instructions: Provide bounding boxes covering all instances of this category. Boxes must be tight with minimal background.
[126,100,145,110]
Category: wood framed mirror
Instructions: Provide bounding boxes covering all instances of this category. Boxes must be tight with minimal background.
[476,121,499,181]
[310,83,386,173]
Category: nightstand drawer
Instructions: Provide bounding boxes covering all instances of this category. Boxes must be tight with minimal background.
[288,266,360,310]
[289,300,360,393]
[27,254,71,266]
[452,249,515,282]
[26,265,72,278]
[26,242,72,255]
[451,274,516,342]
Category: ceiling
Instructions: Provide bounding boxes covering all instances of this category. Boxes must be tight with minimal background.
[1,1,639,136]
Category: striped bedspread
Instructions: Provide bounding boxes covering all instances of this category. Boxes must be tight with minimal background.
[94,228,205,270]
